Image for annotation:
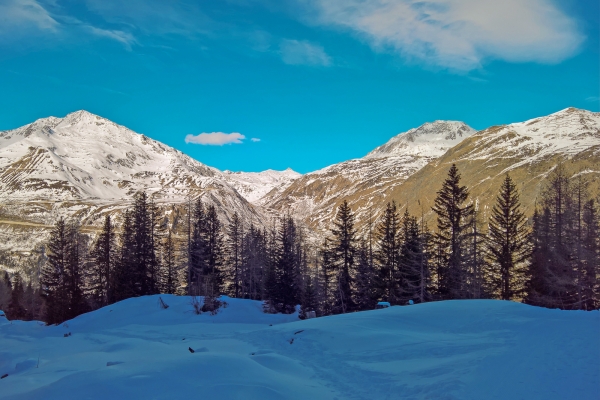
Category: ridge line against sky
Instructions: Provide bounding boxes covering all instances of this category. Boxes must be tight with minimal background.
[0,0,598,173]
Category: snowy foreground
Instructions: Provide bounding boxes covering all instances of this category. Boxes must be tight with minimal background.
[1,297,598,400]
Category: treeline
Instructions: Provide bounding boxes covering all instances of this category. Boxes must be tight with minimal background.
[1,164,598,324]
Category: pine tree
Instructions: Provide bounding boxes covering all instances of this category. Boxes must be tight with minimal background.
[330,200,357,313]
[7,273,25,320]
[227,212,243,298]
[189,198,207,295]
[526,208,552,307]
[432,164,474,299]
[64,221,88,320]
[486,175,530,300]
[160,228,180,294]
[0,271,11,313]
[299,275,318,319]
[374,201,401,304]
[398,210,429,304]
[581,199,599,310]
[204,204,224,297]
[113,210,136,302]
[355,239,376,310]
[42,217,69,324]
[89,215,116,306]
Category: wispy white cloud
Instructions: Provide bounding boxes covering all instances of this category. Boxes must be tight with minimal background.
[586,96,599,103]
[0,0,58,39]
[280,39,332,66]
[301,0,584,70]
[185,132,246,146]
[86,26,137,50]
[251,137,261,142]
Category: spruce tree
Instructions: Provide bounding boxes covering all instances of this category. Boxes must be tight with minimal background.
[355,239,376,310]
[299,275,318,319]
[330,200,357,313]
[42,217,69,324]
[432,164,474,299]
[189,198,207,295]
[89,215,116,306]
[204,204,224,297]
[0,271,11,313]
[398,210,428,304]
[64,221,88,320]
[375,201,401,304]
[581,199,599,310]
[113,210,136,302]
[160,228,179,294]
[227,212,243,298]
[487,175,530,300]
[7,273,25,320]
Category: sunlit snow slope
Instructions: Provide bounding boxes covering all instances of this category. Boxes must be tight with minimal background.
[1,296,598,400]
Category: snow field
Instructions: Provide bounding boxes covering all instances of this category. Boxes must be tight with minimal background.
[0,297,598,400]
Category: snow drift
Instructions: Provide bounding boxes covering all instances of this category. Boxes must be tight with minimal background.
[0,297,598,399]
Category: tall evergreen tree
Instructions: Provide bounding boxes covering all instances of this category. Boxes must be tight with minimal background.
[160,228,180,294]
[355,239,376,310]
[581,199,599,310]
[204,204,225,297]
[266,215,300,314]
[432,164,474,299]
[64,221,88,319]
[7,273,25,320]
[89,215,116,306]
[374,201,401,304]
[330,200,357,313]
[0,271,11,314]
[226,212,243,298]
[113,210,136,302]
[486,175,530,300]
[398,210,429,304]
[42,217,69,324]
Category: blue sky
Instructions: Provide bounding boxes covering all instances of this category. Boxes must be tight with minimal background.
[0,0,598,173]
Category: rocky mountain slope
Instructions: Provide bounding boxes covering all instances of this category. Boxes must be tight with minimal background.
[260,121,476,234]
[378,107,600,227]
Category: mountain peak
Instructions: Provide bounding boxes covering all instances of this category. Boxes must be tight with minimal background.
[365,120,476,159]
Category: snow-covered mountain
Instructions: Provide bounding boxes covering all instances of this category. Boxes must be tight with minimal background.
[0,110,222,201]
[1,108,598,252]
[260,121,476,233]
[0,111,266,250]
[384,107,600,226]
[222,168,301,204]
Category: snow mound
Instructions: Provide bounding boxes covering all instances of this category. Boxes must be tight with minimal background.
[0,297,598,399]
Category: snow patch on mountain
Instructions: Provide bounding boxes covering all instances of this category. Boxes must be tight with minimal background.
[223,168,301,204]
[365,120,476,159]
[464,108,600,171]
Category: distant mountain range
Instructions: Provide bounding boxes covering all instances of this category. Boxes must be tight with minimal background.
[0,108,598,252]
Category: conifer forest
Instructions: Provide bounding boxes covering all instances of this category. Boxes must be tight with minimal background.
[2,164,598,324]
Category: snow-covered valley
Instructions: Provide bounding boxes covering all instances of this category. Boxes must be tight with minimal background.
[1,296,598,400]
